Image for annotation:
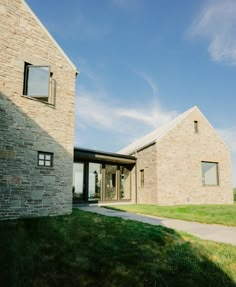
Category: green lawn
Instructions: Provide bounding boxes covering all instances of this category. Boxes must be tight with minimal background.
[106,204,236,226]
[1,209,236,286]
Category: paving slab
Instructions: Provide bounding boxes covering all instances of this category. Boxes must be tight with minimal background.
[78,206,236,246]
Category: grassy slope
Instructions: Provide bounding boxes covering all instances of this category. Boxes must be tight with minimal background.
[1,209,236,287]
[107,204,236,226]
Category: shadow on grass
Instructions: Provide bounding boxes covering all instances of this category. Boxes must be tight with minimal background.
[0,209,235,287]
[101,205,126,212]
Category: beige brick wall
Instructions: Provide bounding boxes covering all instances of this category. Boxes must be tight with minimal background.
[133,144,158,204]
[133,108,233,205]
[156,108,233,205]
[0,0,76,219]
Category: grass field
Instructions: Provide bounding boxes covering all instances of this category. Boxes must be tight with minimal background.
[1,209,236,286]
[106,204,236,226]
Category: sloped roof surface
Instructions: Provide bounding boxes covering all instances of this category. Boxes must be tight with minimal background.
[118,106,198,155]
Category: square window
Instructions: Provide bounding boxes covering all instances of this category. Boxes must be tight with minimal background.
[38,152,53,167]
[201,161,219,186]
[23,63,53,102]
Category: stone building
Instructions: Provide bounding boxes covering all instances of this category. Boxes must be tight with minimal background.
[0,0,77,219]
[119,106,233,205]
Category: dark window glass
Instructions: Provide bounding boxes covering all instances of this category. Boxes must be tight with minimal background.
[140,169,144,187]
[194,121,198,133]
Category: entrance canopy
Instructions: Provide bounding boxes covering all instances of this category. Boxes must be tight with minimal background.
[74,147,136,165]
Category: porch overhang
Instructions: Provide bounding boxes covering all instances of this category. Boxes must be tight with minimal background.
[74,147,136,165]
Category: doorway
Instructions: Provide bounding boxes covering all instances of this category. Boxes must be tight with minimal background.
[73,162,102,202]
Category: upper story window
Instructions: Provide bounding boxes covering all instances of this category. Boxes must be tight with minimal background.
[201,161,219,186]
[23,63,55,104]
[194,121,198,133]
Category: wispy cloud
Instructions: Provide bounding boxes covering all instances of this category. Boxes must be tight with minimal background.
[75,63,178,148]
[189,0,236,65]
[134,71,159,96]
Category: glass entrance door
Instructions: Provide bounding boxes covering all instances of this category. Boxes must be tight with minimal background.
[73,163,85,202]
[88,163,102,201]
[73,162,102,202]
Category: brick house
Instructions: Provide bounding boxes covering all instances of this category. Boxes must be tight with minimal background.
[119,106,233,205]
[0,0,77,219]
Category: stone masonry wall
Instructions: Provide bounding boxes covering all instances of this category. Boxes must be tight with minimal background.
[0,0,76,219]
[156,108,233,205]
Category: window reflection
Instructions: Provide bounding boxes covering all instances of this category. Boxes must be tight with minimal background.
[89,163,102,201]
[24,65,50,98]
[120,167,131,200]
[73,163,84,201]
[105,165,117,200]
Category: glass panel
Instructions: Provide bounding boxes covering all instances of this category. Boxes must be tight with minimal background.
[38,160,44,166]
[73,163,84,201]
[45,161,51,167]
[88,163,102,201]
[104,165,117,200]
[202,162,218,185]
[27,66,50,97]
[45,155,51,160]
[39,154,45,160]
[120,167,131,200]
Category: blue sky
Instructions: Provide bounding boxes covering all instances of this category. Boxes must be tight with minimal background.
[26,0,236,185]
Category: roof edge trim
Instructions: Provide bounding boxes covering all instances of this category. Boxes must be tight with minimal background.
[23,0,78,73]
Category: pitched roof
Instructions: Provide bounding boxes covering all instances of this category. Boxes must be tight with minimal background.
[22,0,78,74]
[118,106,199,155]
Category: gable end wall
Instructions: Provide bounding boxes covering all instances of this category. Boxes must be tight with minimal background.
[0,0,76,219]
[156,108,233,205]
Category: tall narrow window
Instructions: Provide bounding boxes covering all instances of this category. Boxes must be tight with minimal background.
[140,169,144,187]
[194,121,198,133]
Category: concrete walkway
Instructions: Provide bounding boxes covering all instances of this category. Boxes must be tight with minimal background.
[78,206,236,246]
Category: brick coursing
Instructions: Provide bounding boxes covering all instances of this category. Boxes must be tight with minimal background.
[0,0,76,219]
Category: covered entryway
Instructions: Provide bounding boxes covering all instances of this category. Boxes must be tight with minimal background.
[73,148,136,203]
